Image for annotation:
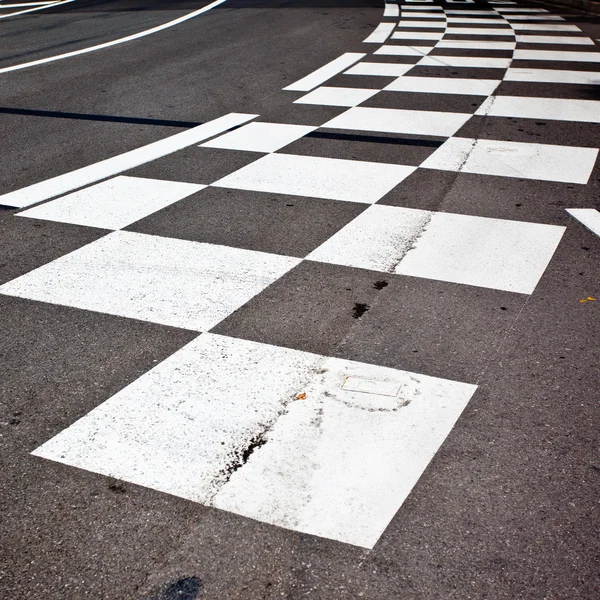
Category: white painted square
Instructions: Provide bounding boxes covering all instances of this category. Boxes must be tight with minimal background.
[384,3,399,17]
[0,231,299,331]
[363,22,395,43]
[307,204,433,272]
[294,86,379,108]
[504,68,600,85]
[212,153,415,204]
[417,56,512,68]
[344,62,414,77]
[391,31,444,40]
[201,122,316,153]
[513,49,600,63]
[17,176,203,230]
[323,106,472,137]
[395,212,566,294]
[421,137,599,184]
[476,96,600,123]
[384,76,500,96]
[33,333,477,549]
[374,45,433,57]
[515,35,594,45]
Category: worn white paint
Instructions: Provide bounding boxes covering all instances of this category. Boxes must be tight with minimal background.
[506,15,564,21]
[384,3,399,17]
[566,209,600,238]
[421,137,599,185]
[294,86,380,107]
[417,56,512,68]
[496,7,548,12]
[476,96,600,123]
[384,76,500,96]
[213,153,415,204]
[513,49,600,62]
[0,0,227,71]
[344,62,414,77]
[437,39,515,49]
[363,22,395,43]
[33,333,477,549]
[504,68,600,85]
[0,231,299,331]
[395,212,566,294]
[17,176,204,230]
[0,112,257,209]
[374,44,433,56]
[283,53,366,91]
[202,122,316,153]
[515,35,594,45]
[323,106,472,137]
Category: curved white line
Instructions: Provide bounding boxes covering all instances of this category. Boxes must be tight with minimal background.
[0,0,73,20]
[0,0,227,74]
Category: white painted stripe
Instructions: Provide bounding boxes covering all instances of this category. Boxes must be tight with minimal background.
[566,208,600,238]
[0,0,73,20]
[0,2,56,7]
[0,232,300,331]
[213,153,415,204]
[397,20,446,28]
[516,35,594,45]
[308,204,565,294]
[344,62,414,77]
[437,39,515,49]
[513,49,600,63]
[391,31,444,40]
[0,112,257,209]
[421,137,599,185]
[294,86,380,107]
[506,15,565,21]
[418,56,512,68]
[385,76,500,96]
[399,11,445,18]
[476,96,600,123]
[374,45,433,56]
[323,106,472,137]
[363,22,395,43]
[33,333,478,549]
[402,4,442,8]
[504,68,600,85]
[511,23,581,31]
[496,7,549,12]
[17,176,205,230]
[445,27,515,35]
[283,53,366,91]
[202,122,316,153]
[384,3,399,17]
[447,17,506,23]
[445,10,497,14]
[0,0,226,71]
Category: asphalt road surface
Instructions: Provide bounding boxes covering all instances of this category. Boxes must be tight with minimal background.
[1,0,600,598]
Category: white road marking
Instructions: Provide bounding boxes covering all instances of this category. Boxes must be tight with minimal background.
[0,231,300,331]
[34,333,477,549]
[511,23,581,31]
[513,49,600,63]
[445,27,514,36]
[476,96,600,123]
[0,112,257,209]
[324,106,472,137]
[445,10,498,14]
[496,7,549,12]
[201,122,316,153]
[447,17,506,24]
[397,20,446,28]
[391,31,444,40]
[294,86,380,108]
[344,62,414,77]
[402,4,442,9]
[17,176,204,230]
[0,0,73,20]
[384,76,500,96]
[363,22,395,44]
[0,0,226,71]
[374,44,434,56]
[504,68,600,85]
[515,35,594,45]
[384,3,399,17]
[417,56,512,68]
[437,39,516,49]
[400,11,446,18]
[308,205,565,294]
[0,2,56,7]
[506,15,565,21]
[283,53,366,91]
[566,209,600,238]
[421,137,599,185]
[212,153,415,204]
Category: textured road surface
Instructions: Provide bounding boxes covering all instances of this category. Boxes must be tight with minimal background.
[1,1,600,599]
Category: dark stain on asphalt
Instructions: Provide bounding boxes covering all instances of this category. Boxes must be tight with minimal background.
[352,303,370,319]
[373,280,389,290]
[151,576,203,600]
